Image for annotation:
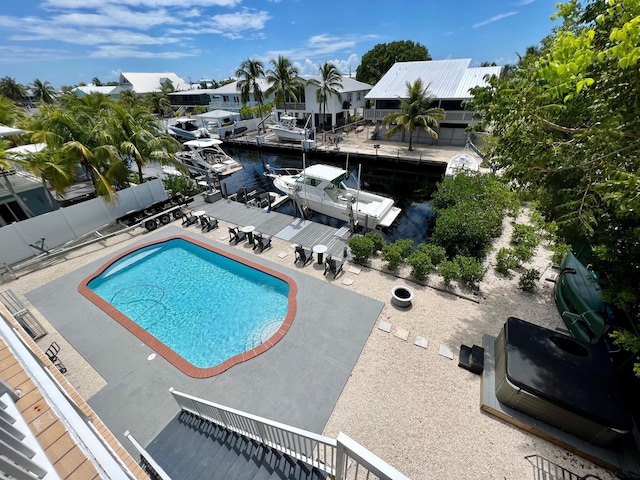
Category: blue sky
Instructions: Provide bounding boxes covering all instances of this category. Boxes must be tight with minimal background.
[0,0,561,88]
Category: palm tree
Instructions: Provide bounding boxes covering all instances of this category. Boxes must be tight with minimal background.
[106,102,184,184]
[309,62,343,130]
[0,77,27,103]
[265,55,303,113]
[13,147,75,209]
[0,139,36,218]
[118,89,141,107]
[236,58,266,131]
[0,95,26,127]
[28,96,119,203]
[382,79,445,151]
[146,91,171,116]
[92,77,103,86]
[30,78,58,105]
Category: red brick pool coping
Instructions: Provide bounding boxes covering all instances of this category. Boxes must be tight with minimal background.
[78,234,297,379]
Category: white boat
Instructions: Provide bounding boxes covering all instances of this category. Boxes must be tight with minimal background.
[270,115,309,142]
[175,139,242,177]
[167,118,211,141]
[445,152,480,178]
[266,163,401,229]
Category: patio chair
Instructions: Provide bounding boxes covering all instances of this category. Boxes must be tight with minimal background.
[294,245,313,266]
[324,255,345,278]
[253,232,272,252]
[201,215,219,232]
[229,226,247,244]
[44,341,67,374]
[182,212,198,227]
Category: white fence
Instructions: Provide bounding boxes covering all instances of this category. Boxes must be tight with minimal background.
[0,179,167,267]
[169,388,409,480]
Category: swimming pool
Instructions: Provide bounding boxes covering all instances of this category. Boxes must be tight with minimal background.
[79,236,297,378]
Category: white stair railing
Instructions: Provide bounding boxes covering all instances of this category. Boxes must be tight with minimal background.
[169,388,410,480]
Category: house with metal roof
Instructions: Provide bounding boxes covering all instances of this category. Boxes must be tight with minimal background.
[365,59,501,146]
[72,85,118,97]
[113,72,190,96]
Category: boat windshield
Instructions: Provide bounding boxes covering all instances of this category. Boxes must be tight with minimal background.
[295,175,321,187]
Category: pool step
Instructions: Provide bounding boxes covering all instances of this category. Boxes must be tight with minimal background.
[144,411,328,480]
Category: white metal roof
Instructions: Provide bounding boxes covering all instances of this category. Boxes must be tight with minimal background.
[300,75,372,93]
[0,124,25,137]
[73,85,117,95]
[119,72,189,94]
[365,59,501,100]
[454,66,502,98]
[210,79,271,95]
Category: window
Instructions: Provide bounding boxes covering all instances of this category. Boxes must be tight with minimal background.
[356,91,361,101]
[222,95,229,102]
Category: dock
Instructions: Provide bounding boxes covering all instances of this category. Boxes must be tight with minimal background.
[190,197,351,258]
[222,129,471,170]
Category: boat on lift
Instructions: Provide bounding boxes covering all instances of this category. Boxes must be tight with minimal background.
[265,163,401,229]
[445,152,479,178]
[270,115,310,142]
[167,118,211,141]
[175,139,242,177]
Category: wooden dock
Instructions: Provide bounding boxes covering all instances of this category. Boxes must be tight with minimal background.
[193,198,351,258]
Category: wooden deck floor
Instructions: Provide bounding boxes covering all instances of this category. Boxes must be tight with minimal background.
[192,199,351,258]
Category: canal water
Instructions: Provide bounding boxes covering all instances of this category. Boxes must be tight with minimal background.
[217,147,445,245]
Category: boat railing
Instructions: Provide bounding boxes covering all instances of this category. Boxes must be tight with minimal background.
[169,388,409,480]
[263,164,302,178]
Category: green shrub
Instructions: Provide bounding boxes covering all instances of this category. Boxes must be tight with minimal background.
[438,260,459,286]
[495,248,520,276]
[512,244,534,262]
[511,223,540,250]
[364,231,387,252]
[519,268,540,292]
[162,174,198,197]
[454,255,486,288]
[551,243,571,265]
[382,243,405,271]
[348,235,375,264]
[395,239,415,258]
[407,250,432,281]
[418,243,447,266]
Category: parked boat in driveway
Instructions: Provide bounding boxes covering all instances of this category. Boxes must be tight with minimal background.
[265,163,401,229]
[176,139,242,177]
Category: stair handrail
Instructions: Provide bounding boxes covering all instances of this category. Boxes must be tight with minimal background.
[169,388,336,475]
[169,388,410,480]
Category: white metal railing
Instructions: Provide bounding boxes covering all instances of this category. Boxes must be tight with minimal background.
[169,388,410,480]
[124,432,172,480]
[364,108,476,124]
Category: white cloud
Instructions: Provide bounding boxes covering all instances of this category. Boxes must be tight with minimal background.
[42,0,241,8]
[90,44,200,58]
[515,0,534,5]
[269,33,378,63]
[51,6,177,29]
[473,11,518,28]
[210,9,270,38]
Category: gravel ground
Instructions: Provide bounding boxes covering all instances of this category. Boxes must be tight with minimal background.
[2,208,616,480]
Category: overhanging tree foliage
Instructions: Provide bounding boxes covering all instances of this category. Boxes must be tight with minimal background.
[356,40,431,85]
[467,0,640,368]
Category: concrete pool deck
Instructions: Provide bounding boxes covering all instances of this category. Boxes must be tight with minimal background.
[24,225,383,449]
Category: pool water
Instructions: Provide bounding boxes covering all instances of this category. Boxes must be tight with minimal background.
[85,237,292,370]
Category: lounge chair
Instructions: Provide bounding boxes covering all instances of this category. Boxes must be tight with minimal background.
[229,226,247,244]
[324,255,345,278]
[201,215,219,232]
[44,341,67,374]
[294,245,313,266]
[253,232,272,252]
[182,212,198,227]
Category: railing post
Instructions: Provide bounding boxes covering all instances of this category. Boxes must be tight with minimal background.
[335,437,346,480]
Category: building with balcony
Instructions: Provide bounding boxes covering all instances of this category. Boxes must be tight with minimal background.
[275,76,372,130]
[364,59,501,146]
